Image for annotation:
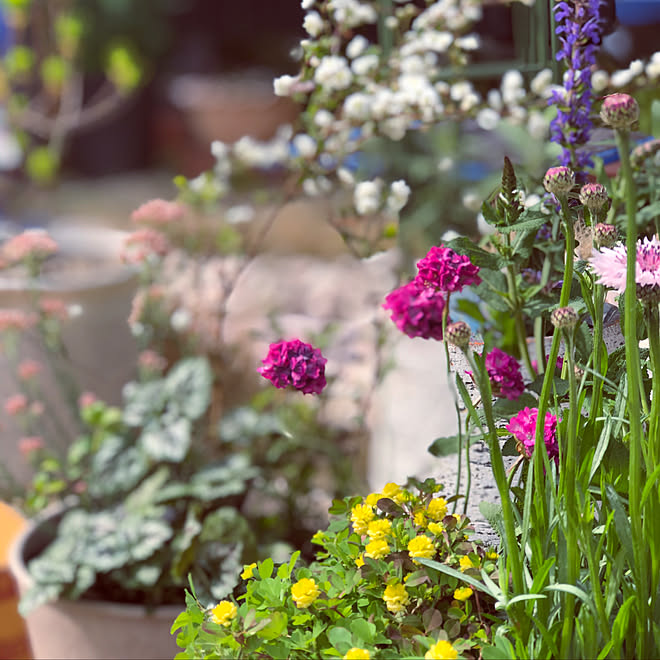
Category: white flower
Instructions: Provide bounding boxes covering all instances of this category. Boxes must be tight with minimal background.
[329,0,377,27]
[441,229,461,242]
[346,34,369,59]
[530,68,553,97]
[437,156,454,172]
[527,111,549,140]
[68,304,83,318]
[337,167,355,186]
[646,52,660,78]
[301,0,314,8]
[610,68,635,88]
[226,204,255,224]
[476,108,500,130]
[508,105,527,123]
[292,133,317,159]
[380,116,409,141]
[314,55,353,92]
[314,109,335,128]
[629,59,644,76]
[450,81,473,102]
[351,53,379,76]
[386,179,411,214]
[591,70,609,92]
[487,89,503,111]
[354,180,383,215]
[501,69,525,105]
[343,92,372,120]
[456,34,479,50]
[385,15,398,29]
[462,191,481,212]
[460,92,480,112]
[171,308,192,331]
[273,74,298,97]
[302,178,320,196]
[523,193,541,208]
[303,11,325,37]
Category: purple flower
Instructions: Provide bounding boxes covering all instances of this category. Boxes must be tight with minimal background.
[259,339,327,394]
[506,407,560,461]
[548,0,602,172]
[415,245,481,293]
[485,348,525,400]
[382,281,447,340]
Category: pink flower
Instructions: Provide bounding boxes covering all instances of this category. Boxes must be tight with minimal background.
[485,348,524,400]
[121,229,170,264]
[18,359,42,380]
[39,297,69,320]
[5,394,28,415]
[131,199,185,226]
[589,236,660,304]
[19,436,44,457]
[506,407,559,461]
[0,309,38,332]
[382,280,447,341]
[2,230,58,264]
[531,355,564,373]
[30,401,45,416]
[138,350,168,373]
[78,391,98,408]
[258,339,327,395]
[415,245,481,293]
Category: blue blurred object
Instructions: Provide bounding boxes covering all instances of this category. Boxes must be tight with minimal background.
[597,134,655,165]
[615,0,660,25]
[0,5,11,55]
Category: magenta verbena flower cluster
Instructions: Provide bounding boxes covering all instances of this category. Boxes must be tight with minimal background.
[506,407,560,461]
[485,347,525,401]
[258,338,327,394]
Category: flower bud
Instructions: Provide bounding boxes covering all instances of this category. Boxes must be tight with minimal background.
[600,93,639,129]
[446,321,471,350]
[551,306,579,329]
[637,283,660,306]
[579,182,608,211]
[543,166,575,195]
[593,223,618,248]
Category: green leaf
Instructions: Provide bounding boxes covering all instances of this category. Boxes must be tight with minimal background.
[444,236,503,270]
[259,557,274,580]
[139,417,192,463]
[327,626,353,653]
[428,435,460,457]
[349,619,376,645]
[165,357,213,420]
[605,485,634,564]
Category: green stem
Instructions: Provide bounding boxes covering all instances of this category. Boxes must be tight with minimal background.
[505,266,536,377]
[614,127,648,656]
[589,282,605,443]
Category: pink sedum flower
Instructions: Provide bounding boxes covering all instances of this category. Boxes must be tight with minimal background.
[506,407,559,461]
[121,229,170,264]
[383,281,447,341]
[0,309,38,332]
[131,199,185,226]
[78,391,98,409]
[259,339,327,395]
[5,394,28,415]
[485,348,524,400]
[18,359,42,380]
[415,245,481,293]
[2,230,58,265]
[19,436,44,457]
[589,236,660,304]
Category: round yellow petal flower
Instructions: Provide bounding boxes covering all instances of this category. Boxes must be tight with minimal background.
[414,510,427,527]
[367,518,392,541]
[365,492,381,507]
[351,503,375,535]
[486,550,499,560]
[355,553,365,568]
[291,578,321,608]
[408,535,436,561]
[425,639,458,659]
[210,600,237,626]
[382,482,405,503]
[454,586,473,601]
[428,522,445,536]
[365,538,390,560]
[344,648,371,660]
[459,555,476,572]
[383,582,409,614]
[427,497,448,521]
[240,562,257,579]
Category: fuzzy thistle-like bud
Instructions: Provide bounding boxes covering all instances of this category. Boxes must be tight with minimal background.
[593,222,618,248]
[446,321,472,350]
[600,93,639,130]
[551,306,579,329]
[543,166,575,196]
[579,182,608,211]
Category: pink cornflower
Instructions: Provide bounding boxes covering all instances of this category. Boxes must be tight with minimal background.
[258,339,327,395]
[19,436,44,457]
[121,229,170,264]
[589,235,660,304]
[5,394,28,415]
[382,280,447,341]
[506,407,559,461]
[131,199,185,226]
[0,309,38,332]
[18,359,42,380]
[2,230,58,265]
[415,245,481,293]
[485,348,524,400]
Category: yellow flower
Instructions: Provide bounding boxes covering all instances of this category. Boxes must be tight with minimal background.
[459,555,476,572]
[382,482,405,503]
[408,535,436,562]
[414,510,427,527]
[291,578,321,608]
[367,518,392,541]
[428,522,445,536]
[365,492,381,507]
[383,582,410,614]
[454,586,473,601]
[425,639,458,659]
[365,539,390,560]
[452,513,462,522]
[355,553,365,568]
[240,562,257,579]
[486,550,499,560]
[427,497,448,521]
[210,600,237,627]
[344,648,371,660]
[351,503,375,535]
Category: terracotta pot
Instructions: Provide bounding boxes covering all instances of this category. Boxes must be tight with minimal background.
[8,509,180,660]
[0,222,138,487]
